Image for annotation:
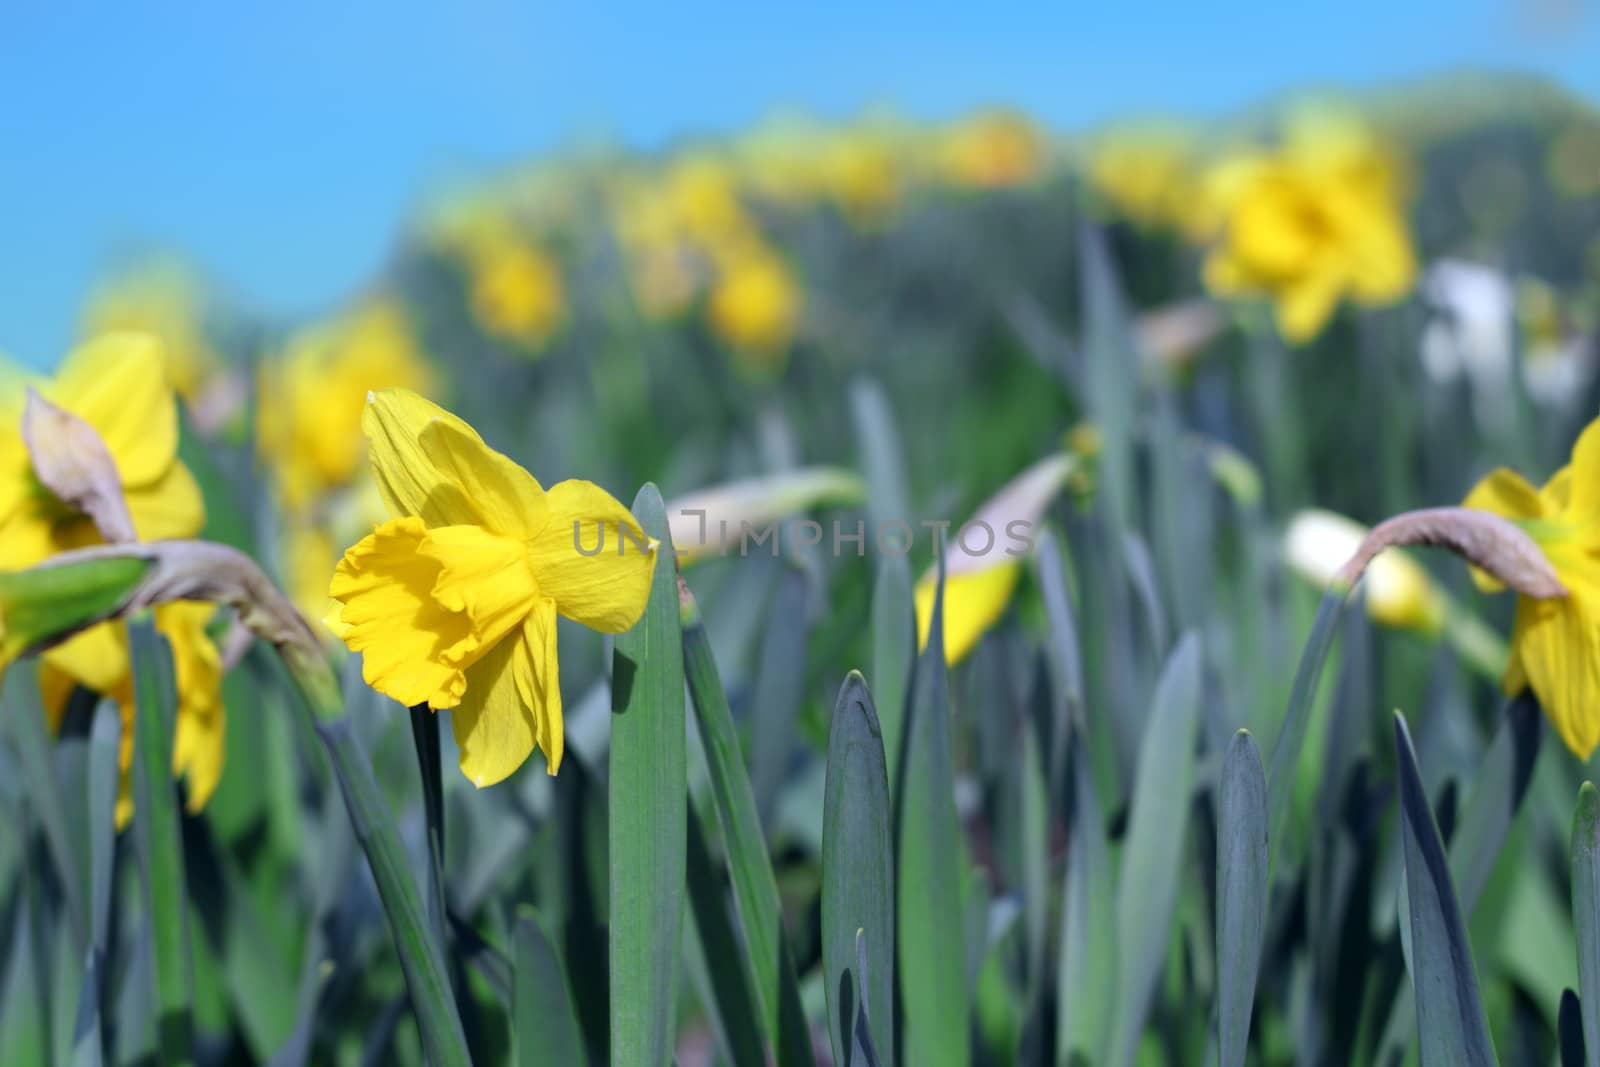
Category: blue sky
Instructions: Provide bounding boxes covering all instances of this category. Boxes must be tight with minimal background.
[2,1,1596,367]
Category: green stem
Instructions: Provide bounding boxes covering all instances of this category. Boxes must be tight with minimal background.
[409,704,450,963]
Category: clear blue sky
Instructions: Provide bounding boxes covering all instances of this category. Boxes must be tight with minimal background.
[2,0,1596,367]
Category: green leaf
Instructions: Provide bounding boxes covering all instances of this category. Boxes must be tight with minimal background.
[1057,733,1115,1067]
[1393,711,1497,1067]
[823,672,894,1067]
[682,590,814,1066]
[896,563,970,1067]
[610,483,688,1067]
[1573,781,1600,1067]
[0,555,150,661]
[513,908,587,1067]
[128,617,195,1067]
[71,701,122,1067]
[1216,730,1268,1067]
[849,377,912,535]
[871,552,914,801]
[750,565,812,827]
[1107,632,1202,1067]
[312,716,470,1066]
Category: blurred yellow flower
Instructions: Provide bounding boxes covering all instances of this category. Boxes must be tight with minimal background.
[708,248,801,361]
[257,299,434,511]
[467,239,565,348]
[0,333,205,565]
[41,601,225,827]
[939,110,1045,189]
[1201,109,1416,343]
[821,129,903,228]
[1464,417,1600,758]
[665,155,752,246]
[82,263,216,402]
[1086,122,1205,233]
[327,389,656,784]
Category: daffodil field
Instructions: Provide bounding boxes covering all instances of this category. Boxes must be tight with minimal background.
[6,75,1600,1067]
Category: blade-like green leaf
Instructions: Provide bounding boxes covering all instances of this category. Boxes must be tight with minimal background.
[610,483,688,1067]
[513,908,587,1067]
[128,617,195,1067]
[897,563,970,1067]
[1394,711,1497,1067]
[1216,730,1268,1067]
[682,589,813,1066]
[823,672,894,1067]
[871,552,914,800]
[1573,781,1600,1067]
[70,700,121,1067]
[750,565,812,827]
[1107,632,1202,1067]
[849,377,912,536]
[1057,732,1115,1067]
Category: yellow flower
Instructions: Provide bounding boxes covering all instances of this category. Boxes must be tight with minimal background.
[1464,417,1600,758]
[938,110,1045,189]
[1086,122,1205,234]
[707,248,800,362]
[0,333,205,566]
[257,299,434,511]
[41,602,225,828]
[327,389,657,784]
[0,333,219,826]
[82,263,216,402]
[915,563,1022,666]
[1201,109,1416,343]
[466,239,565,347]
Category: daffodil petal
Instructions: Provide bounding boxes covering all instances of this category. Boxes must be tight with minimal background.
[517,598,563,774]
[363,388,546,532]
[1507,590,1600,759]
[452,625,539,787]
[50,333,177,489]
[527,480,656,633]
[126,459,207,541]
[418,524,541,651]
[913,562,1021,666]
[158,601,226,814]
[1463,466,1547,593]
[1565,419,1600,526]
[328,517,475,708]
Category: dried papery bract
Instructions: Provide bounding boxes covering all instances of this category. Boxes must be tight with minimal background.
[1335,506,1566,602]
[23,387,137,543]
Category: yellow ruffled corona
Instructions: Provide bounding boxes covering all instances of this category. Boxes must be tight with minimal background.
[1464,417,1600,759]
[327,389,656,785]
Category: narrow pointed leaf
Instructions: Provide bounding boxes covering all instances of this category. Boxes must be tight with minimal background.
[1394,711,1497,1067]
[872,553,914,800]
[1216,730,1268,1067]
[1057,733,1115,1066]
[823,673,894,1067]
[610,483,688,1067]
[513,908,587,1067]
[1573,781,1600,1067]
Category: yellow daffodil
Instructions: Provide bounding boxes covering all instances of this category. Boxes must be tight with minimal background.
[1201,108,1416,343]
[257,299,435,511]
[0,333,222,824]
[707,248,800,363]
[82,263,216,402]
[0,333,204,565]
[1464,417,1600,758]
[327,389,656,784]
[41,601,224,827]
